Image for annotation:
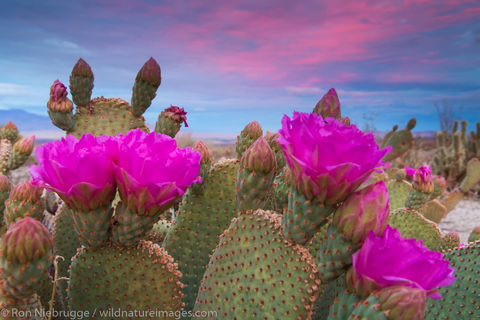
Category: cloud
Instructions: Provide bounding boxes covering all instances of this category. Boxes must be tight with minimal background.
[0,83,28,95]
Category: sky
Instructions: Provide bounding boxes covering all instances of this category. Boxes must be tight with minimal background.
[0,0,479,136]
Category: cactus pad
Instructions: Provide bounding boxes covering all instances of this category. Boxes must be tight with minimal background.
[194,209,320,319]
[163,159,239,312]
[425,241,480,319]
[388,208,443,251]
[68,97,149,138]
[67,241,184,318]
[386,180,412,211]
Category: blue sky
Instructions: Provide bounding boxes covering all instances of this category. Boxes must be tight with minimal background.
[0,0,479,136]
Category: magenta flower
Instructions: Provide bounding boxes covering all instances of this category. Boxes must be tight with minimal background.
[110,129,201,215]
[349,225,455,299]
[278,112,391,204]
[404,166,416,178]
[29,134,116,211]
[413,165,434,194]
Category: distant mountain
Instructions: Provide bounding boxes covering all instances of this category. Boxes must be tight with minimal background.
[0,109,55,131]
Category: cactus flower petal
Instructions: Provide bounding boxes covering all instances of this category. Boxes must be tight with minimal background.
[29,134,116,211]
[349,225,456,299]
[110,129,201,215]
[278,112,391,204]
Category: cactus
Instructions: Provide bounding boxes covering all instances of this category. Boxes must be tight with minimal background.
[235,121,263,159]
[67,241,184,317]
[0,122,35,176]
[3,182,44,226]
[467,226,480,243]
[193,209,320,319]
[0,174,11,221]
[155,105,188,138]
[0,218,53,303]
[381,118,416,162]
[426,241,480,318]
[162,159,239,313]
[47,58,164,138]
[52,204,81,304]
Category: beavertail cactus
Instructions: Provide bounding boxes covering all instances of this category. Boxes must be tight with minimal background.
[3,181,44,226]
[235,120,263,159]
[329,225,456,320]
[381,118,416,162]
[316,181,390,281]
[0,173,11,219]
[0,121,19,143]
[278,112,390,244]
[236,137,277,211]
[313,88,341,119]
[155,105,188,138]
[131,57,161,116]
[30,134,117,247]
[47,58,164,138]
[0,218,53,300]
[110,129,201,245]
[0,121,35,176]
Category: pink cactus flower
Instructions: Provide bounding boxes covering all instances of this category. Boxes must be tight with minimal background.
[349,225,456,299]
[110,129,201,215]
[413,165,434,194]
[404,166,416,178]
[164,105,189,127]
[29,134,116,212]
[50,79,68,102]
[278,112,391,204]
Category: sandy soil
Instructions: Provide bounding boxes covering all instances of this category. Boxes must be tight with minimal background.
[439,199,480,243]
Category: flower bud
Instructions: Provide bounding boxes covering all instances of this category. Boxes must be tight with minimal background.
[241,121,263,140]
[47,80,73,112]
[72,58,94,78]
[135,57,161,88]
[163,105,188,127]
[333,181,389,244]
[9,181,43,203]
[375,285,426,320]
[192,140,213,165]
[313,88,341,119]
[0,217,53,264]
[3,121,17,132]
[413,165,434,194]
[240,137,276,174]
[13,136,35,155]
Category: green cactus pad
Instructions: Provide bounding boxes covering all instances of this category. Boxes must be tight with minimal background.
[326,291,362,320]
[348,295,389,320]
[386,180,412,211]
[265,169,290,213]
[0,256,51,300]
[315,224,360,282]
[389,208,443,251]
[147,218,172,245]
[67,97,149,138]
[460,158,480,192]
[426,241,480,319]
[163,159,239,313]
[312,272,347,320]
[0,291,44,320]
[405,188,432,211]
[154,113,181,138]
[381,119,415,162]
[131,80,158,117]
[468,227,480,243]
[193,209,320,320]
[70,205,113,248]
[442,191,464,213]
[282,187,335,245]
[236,167,275,212]
[67,241,184,318]
[111,201,161,246]
[3,191,45,227]
[52,205,81,303]
[421,199,447,223]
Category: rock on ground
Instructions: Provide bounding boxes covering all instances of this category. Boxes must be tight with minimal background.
[439,199,480,243]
